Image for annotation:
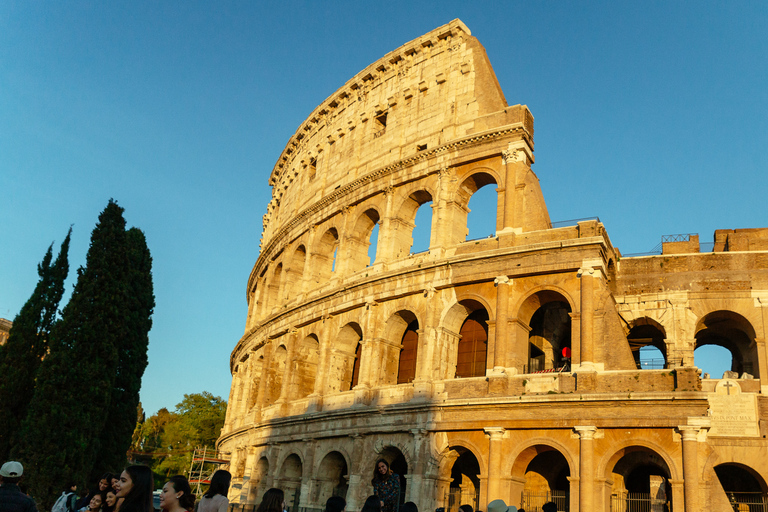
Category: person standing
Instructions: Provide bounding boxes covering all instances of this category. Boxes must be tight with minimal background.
[0,461,38,512]
[371,459,400,512]
[196,470,231,512]
[114,465,154,512]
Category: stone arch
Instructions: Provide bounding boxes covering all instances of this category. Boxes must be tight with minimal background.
[277,453,303,507]
[516,289,574,373]
[694,310,759,377]
[246,351,265,410]
[313,227,339,284]
[441,298,492,379]
[713,462,768,508]
[393,189,434,258]
[380,310,420,386]
[442,296,495,334]
[455,169,501,241]
[602,444,676,509]
[294,334,320,399]
[315,450,349,504]
[327,322,363,393]
[348,208,381,272]
[283,245,307,299]
[438,442,485,512]
[510,441,573,512]
[247,456,270,503]
[626,317,668,370]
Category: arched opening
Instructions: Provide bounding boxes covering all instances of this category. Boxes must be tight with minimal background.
[527,301,571,373]
[695,311,759,378]
[348,209,381,272]
[609,446,672,512]
[714,463,768,509]
[457,309,489,378]
[294,335,320,398]
[381,311,420,385]
[284,246,306,299]
[462,173,499,241]
[277,454,303,511]
[316,451,349,505]
[398,320,419,384]
[328,323,363,393]
[394,190,433,258]
[313,228,339,283]
[247,457,269,504]
[627,318,667,369]
[267,345,288,404]
[377,446,408,510]
[446,448,481,512]
[515,446,571,512]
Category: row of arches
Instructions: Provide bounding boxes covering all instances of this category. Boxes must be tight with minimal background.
[249,170,502,322]
[234,289,579,413]
[626,310,761,378]
[232,437,768,511]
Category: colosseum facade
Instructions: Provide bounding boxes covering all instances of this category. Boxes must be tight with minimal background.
[218,19,768,512]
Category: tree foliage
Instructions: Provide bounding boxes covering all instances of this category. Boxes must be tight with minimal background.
[12,201,153,508]
[131,392,227,483]
[0,228,71,461]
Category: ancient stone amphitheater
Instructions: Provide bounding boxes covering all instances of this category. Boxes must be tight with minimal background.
[218,19,768,512]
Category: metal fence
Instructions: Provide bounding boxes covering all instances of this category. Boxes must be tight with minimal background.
[725,492,768,511]
[609,492,669,512]
[443,488,480,512]
[521,490,569,511]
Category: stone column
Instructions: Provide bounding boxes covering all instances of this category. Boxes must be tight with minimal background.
[309,315,333,410]
[347,434,366,512]
[577,268,595,369]
[501,149,518,231]
[484,427,505,500]
[277,330,298,404]
[299,439,317,509]
[255,342,273,410]
[377,186,397,264]
[678,426,700,512]
[493,276,511,372]
[574,426,597,512]
[409,429,428,506]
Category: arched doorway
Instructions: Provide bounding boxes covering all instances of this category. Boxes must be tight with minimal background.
[278,454,303,511]
[512,445,570,512]
[456,309,489,378]
[446,448,481,512]
[519,291,571,373]
[316,451,349,506]
[714,463,768,510]
[609,447,672,512]
[247,457,269,504]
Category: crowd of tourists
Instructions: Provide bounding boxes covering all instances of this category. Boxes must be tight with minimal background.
[0,458,559,512]
[0,461,232,512]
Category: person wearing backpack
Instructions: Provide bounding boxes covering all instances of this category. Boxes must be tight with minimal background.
[52,483,78,512]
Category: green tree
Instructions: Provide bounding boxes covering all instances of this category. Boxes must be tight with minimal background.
[132,393,227,481]
[12,200,153,508]
[91,228,154,481]
[0,228,71,461]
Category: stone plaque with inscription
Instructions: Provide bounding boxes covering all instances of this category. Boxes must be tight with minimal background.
[707,379,760,437]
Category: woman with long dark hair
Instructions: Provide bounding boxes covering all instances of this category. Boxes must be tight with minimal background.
[102,490,118,512]
[371,459,400,512]
[114,465,154,512]
[255,488,285,512]
[196,469,231,512]
[160,475,195,512]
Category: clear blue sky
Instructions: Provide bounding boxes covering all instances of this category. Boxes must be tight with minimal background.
[2,2,766,415]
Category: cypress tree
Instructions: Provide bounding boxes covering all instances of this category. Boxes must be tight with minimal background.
[12,201,137,507]
[0,228,71,461]
[90,227,154,480]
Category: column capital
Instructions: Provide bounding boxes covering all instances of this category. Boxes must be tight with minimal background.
[577,267,595,278]
[484,427,506,440]
[494,275,511,286]
[574,425,598,439]
[677,425,701,441]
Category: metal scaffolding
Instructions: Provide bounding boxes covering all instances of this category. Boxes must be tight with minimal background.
[188,446,229,499]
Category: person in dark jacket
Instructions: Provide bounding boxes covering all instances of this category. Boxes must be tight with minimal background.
[0,461,38,512]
